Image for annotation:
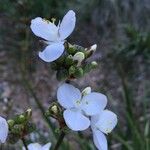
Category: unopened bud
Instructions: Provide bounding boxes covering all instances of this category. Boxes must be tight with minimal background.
[67,43,77,55]
[74,67,84,78]
[18,115,26,124]
[51,105,58,114]
[26,109,32,119]
[91,61,98,68]
[73,52,85,66]
[85,44,97,58]
[83,61,98,74]
[65,55,74,66]
[69,66,76,75]
[82,87,91,96]
[7,119,15,128]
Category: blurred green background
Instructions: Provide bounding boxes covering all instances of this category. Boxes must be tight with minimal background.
[0,0,150,150]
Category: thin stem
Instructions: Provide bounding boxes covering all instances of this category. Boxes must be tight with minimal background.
[53,131,65,150]
[22,138,28,150]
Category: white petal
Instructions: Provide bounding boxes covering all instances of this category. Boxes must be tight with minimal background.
[93,129,108,150]
[0,116,8,143]
[57,83,81,109]
[42,142,52,150]
[30,17,59,41]
[63,109,90,131]
[95,110,118,134]
[39,42,64,62]
[82,92,107,116]
[59,10,76,40]
[27,143,42,150]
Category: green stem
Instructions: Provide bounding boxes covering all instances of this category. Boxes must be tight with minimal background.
[53,131,65,150]
[22,138,29,150]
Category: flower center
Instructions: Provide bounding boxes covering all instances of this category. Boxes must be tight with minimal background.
[76,100,81,105]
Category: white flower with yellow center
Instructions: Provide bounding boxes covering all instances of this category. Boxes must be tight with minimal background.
[0,116,8,143]
[30,10,76,62]
[23,142,51,150]
[91,110,118,150]
[57,83,107,131]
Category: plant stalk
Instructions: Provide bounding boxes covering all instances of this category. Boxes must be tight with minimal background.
[53,131,65,150]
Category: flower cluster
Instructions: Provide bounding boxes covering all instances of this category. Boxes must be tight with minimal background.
[30,9,118,150]
[31,10,98,81]
[0,10,118,150]
[57,83,117,150]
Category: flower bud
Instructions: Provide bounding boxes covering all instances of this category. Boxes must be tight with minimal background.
[91,61,98,68]
[67,43,77,55]
[85,44,97,58]
[82,87,91,96]
[18,115,26,124]
[25,108,32,119]
[83,61,98,73]
[74,67,84,78]
[73,52,85,66]
[51,105,59,115]
[65,55,74,66]
[7,119,15,128]
[69,66,76,75]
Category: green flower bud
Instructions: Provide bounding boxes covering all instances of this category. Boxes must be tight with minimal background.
[74,67,84,78]
[65,55,74,66]
[7,119,15,128]
[56,69,68,81]
[83,61,98,73]
[69,66,76,75]
[91,61,98,68]
[67,43,77,55]
[74,45,85,52]
[18,115,26,124]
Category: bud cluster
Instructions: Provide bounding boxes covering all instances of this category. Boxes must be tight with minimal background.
[7,109,36,144]
[51,43,98,81]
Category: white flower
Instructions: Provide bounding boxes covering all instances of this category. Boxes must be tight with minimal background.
[0,116,8,143]
[23,142,51,150]
[91,110,118,150]
[57,83,107,131]
[30,10,76,62]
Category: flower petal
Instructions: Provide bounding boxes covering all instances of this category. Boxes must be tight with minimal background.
[93,129,108,150]
[95,110,118,134]
[57,83,81,109]
[59,10,76,40]
[42,142,52,150]
[0,116,8,143]
[26,143,42,150]
[82,92,107,116]
[39,42,64,62]
[30,17,59,41]
[63,109,90,131]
